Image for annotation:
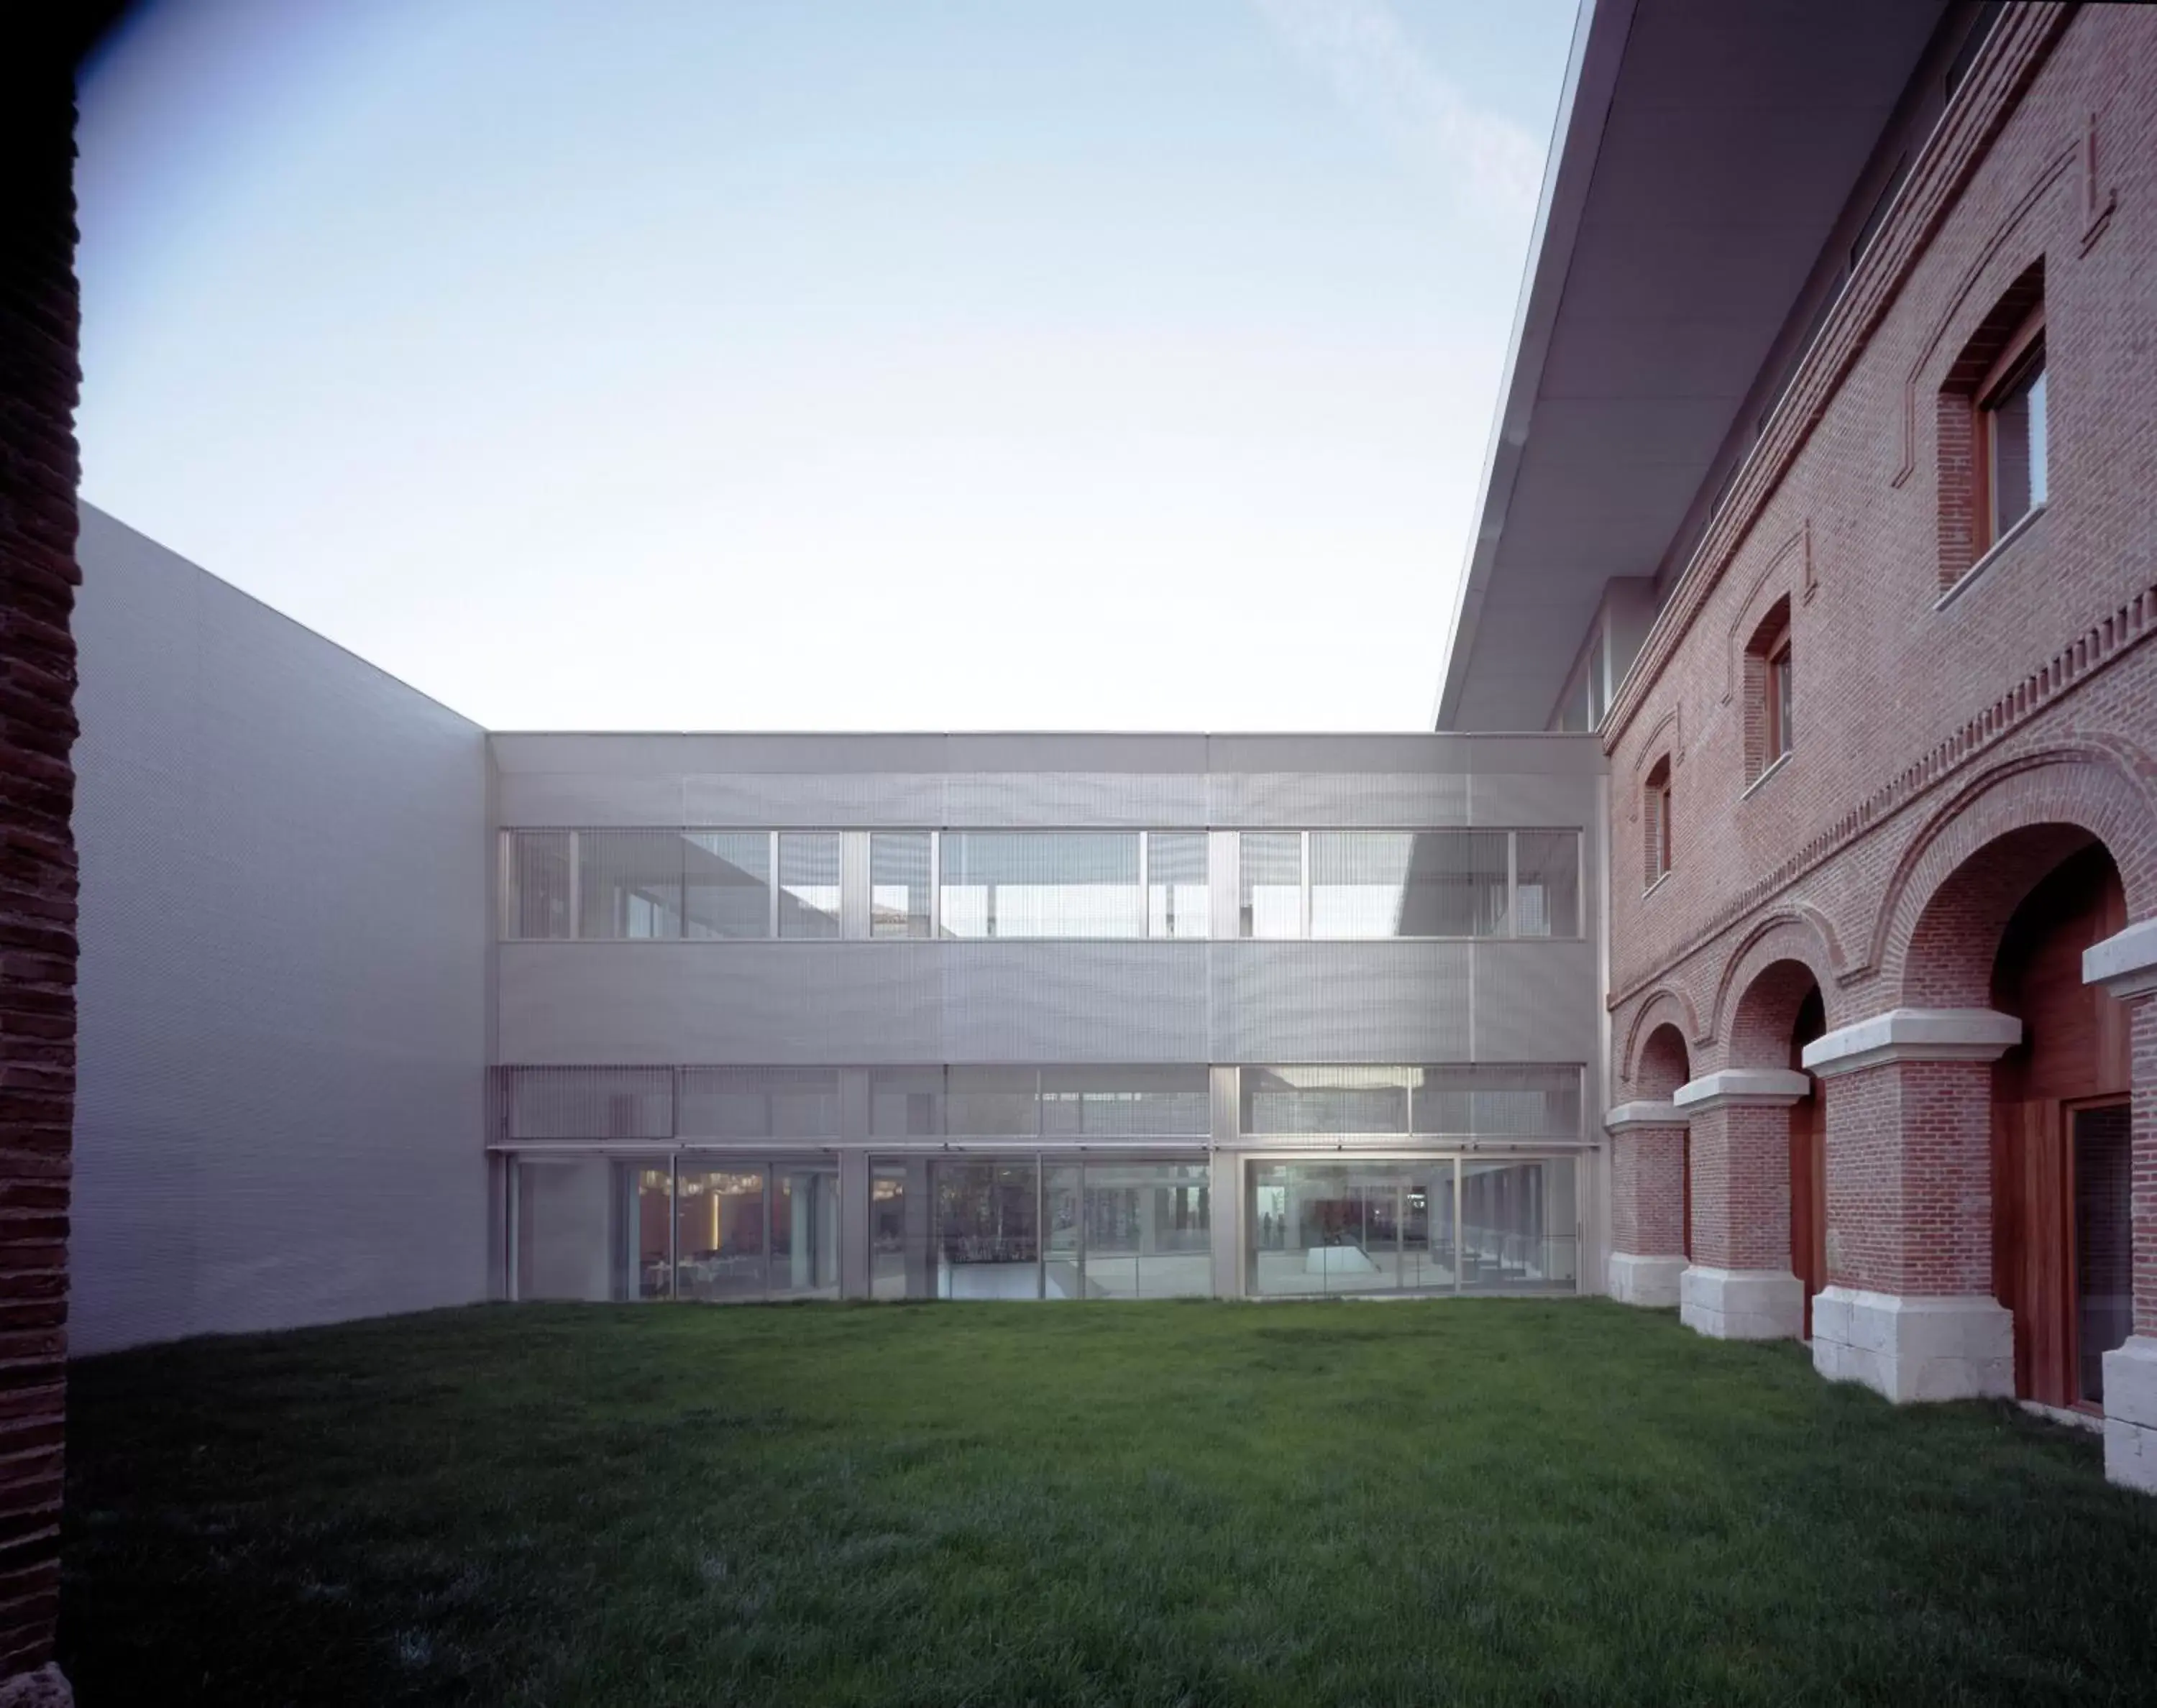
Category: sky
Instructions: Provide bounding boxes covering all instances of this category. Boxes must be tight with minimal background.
[75,0,1577,731]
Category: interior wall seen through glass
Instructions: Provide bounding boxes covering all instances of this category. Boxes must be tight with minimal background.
[939,831,1144,939]
[685,832,771,940]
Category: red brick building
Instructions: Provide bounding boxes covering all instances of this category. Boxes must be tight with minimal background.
[1440,0,2157,1490]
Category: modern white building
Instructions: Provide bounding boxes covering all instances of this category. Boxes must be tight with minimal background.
[69,506,1608,1349]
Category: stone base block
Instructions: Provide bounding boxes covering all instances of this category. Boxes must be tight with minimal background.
[1808,1287,2013,1402]
[1679,1265,1804,1340]
[2103,1336,2157,1494]
[0,1666,73,1708]
[1606,1252,1686,1308]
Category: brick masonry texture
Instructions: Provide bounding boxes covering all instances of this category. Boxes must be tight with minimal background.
[1610,1126,1686,1259]
[0,37,80,1686]
[1607,10,2157,1316]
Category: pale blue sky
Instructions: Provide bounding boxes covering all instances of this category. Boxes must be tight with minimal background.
[77,0,1575,730]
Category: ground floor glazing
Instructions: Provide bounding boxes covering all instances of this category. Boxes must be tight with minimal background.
[505,1149,1580,1303]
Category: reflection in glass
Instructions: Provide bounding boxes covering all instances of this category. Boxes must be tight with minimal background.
[1147,832,1209,939]
[940,832,1143,938]
[777,832,842,939]
[1240,1067,1409,1135]
[1045,1163,1084,1300]
[2074,1103,2132,1404]
[628,1165,672,1300]
[684,832,771,940]
[770,1165,841,1298]
[1512,832,1580,937]
[579,830,684,939]
[1460,1158,1576,1293]
[869,1161,921,1300]
[674,1167,769,1301]
[1077,1160,1212,1298]
[1247,1160,1455,1295]
[935,1160,1041,1298]
[1239,832,1302,938]
[871,831,933,938]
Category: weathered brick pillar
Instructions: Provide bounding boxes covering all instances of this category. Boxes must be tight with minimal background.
[1603,1101,1687,1306]
[1800,1009,2020,1403]
[2085,925,2157,1492]
[0,32,83,1707]
[1672,1070,1808,1339]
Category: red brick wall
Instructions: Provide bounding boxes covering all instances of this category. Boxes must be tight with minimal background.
[2135,998,2157,1335]
[1611,1126,1686,1258]
[0,37,81,1685]
[1680,1106,1789,1272]
[1824,1060,1995,1296]
[1603,9,2157,1309]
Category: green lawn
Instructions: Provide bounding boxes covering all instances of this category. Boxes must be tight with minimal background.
[59,1300,2157,1707]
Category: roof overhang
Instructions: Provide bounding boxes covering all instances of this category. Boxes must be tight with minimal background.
[1434,0,1950,731]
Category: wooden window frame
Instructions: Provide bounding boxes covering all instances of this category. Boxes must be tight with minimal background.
[1644,758,1673,889]
[1973,304,2046,554]
[1763,621,1793,767]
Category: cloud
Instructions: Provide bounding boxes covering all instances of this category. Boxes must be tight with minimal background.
[1251,0,1544,216]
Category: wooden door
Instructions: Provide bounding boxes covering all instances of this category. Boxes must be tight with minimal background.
[1790,1092,1827,1337]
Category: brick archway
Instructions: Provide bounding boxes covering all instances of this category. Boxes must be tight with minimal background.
[1711,913,1839,1066]
[1618,985,1703,1099]
[1874,747,2157,1006]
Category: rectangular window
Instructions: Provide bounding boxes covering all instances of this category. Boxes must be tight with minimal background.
[1238,832,1303,938]
[1146,832,1209,940]
[869,831,933,939]
[1040,1067,1210,1139]
[677,1067,841,1139]
[1411,1065,1580,1137]
[777,832,842,939]
[869,1068,944,1137]
[1512,832,1580,938]
[1239,1066,1410,1135]
[939,832,1142,939]
[1766,631,1794,764]
[683,832,771,940]
[673,1166,769,1302]
[1984,349,2046,541]
[1304,830,1509,937]
[506,1066,674,1141]
[505,830,573,939]
[577,830,684,939]
[1646,761,1674,886]
[943,1067,1043,1137]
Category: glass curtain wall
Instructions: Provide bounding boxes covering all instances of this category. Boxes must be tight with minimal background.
[514,1157,838,1303]
[870,1156,1212,1300]
[1240,829,1579,939]
[1247,1157,1575,1297]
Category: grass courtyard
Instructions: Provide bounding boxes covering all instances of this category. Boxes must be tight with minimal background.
[60,1300,2157,1707]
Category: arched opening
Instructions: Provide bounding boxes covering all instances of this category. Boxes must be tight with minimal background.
[1989,840,2131,1409]
[1729,957,1826,1332]
[1635,1022,1692,1260]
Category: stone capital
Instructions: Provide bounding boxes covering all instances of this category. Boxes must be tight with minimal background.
[1800,1007,2022,1078]
[1671,1068,1810,1114]
[1603,1100,1682,1133]
[2084,917,2157,1000]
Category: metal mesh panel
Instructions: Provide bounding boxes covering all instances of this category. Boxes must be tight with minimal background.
[1239,1066,1411,1134]
[578,830,685,940]
[1412,1065,1581,1137]
[507,830,572,939]
[1040,1066,1210,1137]
[869,1067,944,1137]
[507,1067,674,1140]
[678,1067,841,1139]
[944,1066,1041,1137]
